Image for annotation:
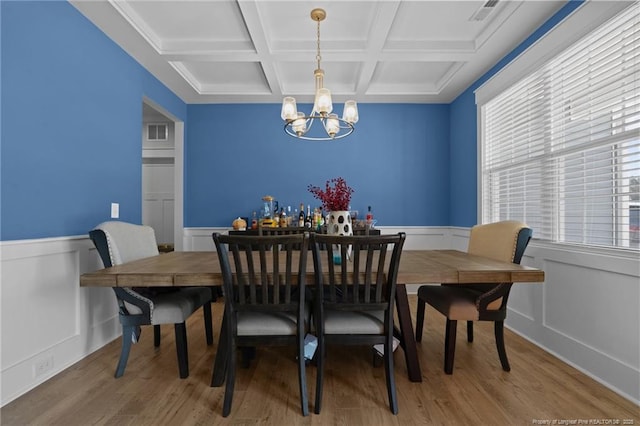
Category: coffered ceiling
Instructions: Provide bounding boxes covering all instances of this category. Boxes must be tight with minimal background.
[71,0,566,104]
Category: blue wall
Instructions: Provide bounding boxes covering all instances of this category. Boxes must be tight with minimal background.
[1,0,584,240]
[0,1,186,240]
[448,0,584,227]
[186,103,449,227]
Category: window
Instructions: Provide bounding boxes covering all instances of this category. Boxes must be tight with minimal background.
[147,123,168,141]
[479,3,639,250]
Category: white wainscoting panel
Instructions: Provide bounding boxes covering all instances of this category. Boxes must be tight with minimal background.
[448,226,472,251]
[183,227,229,251]
[1,237,120,406]
[506,243,640,404]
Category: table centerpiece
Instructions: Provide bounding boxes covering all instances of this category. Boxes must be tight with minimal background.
[308,177,354,236]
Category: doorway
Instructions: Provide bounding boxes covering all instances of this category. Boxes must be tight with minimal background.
[141,99,185,250]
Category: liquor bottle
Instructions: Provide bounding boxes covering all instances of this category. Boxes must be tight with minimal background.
[319,207,325,229]
[314,207,322,231]
[287,205,292,226]
[279,207,287,228]
[305,205,312,228]
[298,203,305,227]
[251,211,258,230]
[366,205,374,227]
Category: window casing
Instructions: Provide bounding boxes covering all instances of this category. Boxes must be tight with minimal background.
[479,3,639,250]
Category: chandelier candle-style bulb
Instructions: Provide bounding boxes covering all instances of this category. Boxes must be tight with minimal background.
[292,112,307,136]
[343,100,359,124]
[326,113,339,138]
[281,97,297,121]
[314,87,333,115]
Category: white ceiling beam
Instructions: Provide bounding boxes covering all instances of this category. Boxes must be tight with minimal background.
[354,1,402,97]
[236,0,281,98]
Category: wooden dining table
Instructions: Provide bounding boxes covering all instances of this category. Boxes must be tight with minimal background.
[80,249,544,383]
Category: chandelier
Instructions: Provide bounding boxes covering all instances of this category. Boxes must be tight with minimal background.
[280,8,359,141]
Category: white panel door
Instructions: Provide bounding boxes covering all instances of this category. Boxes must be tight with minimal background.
[142,160,175,244]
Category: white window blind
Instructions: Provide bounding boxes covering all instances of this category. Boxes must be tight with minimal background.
[480,2,640,250]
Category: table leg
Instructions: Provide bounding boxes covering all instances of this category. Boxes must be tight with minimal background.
[395,284,422,382]
[210,313,227,387]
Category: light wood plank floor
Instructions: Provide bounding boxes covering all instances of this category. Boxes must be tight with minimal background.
[2,296,638,425]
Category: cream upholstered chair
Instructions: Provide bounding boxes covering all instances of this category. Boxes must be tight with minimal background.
[310,232,406,415]
[89,221,214,379]
[212,232,311,417]
[415,221,532,374]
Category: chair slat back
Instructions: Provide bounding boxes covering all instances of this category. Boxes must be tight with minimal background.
[213,233,309,314]
[259,227,307,249]
[311,233,406,311]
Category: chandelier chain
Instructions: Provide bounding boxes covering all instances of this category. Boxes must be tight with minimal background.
[316,18,321,69]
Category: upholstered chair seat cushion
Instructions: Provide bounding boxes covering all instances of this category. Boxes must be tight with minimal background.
[417,285,480,321]
[151,287,213,324]
[322,310,385,334]
[234,297,311,336]
[237,311,299,336]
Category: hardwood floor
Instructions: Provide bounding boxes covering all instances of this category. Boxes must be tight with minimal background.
[2,296,638,425]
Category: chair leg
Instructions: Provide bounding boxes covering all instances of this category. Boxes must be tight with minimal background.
[174,322,189,379]
[444,319,457,374]
[240,347,255,368]
[297,333,309,416]
[495,321,511,372]
[314,335,325,414]
[154,324,161,347]
[415,297,426,342]
[384,336,398,414]
[211,314,228,387]
[115,325,136,378]
[372,348,383,367]
[203,302,214,345]
[222,338,237,417]
[467,321,474,343]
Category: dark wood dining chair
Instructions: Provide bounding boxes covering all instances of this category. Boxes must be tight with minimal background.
[310,232,406,415]
[212,232,311,417]
[89,221,214,379]
[415,220,533,374]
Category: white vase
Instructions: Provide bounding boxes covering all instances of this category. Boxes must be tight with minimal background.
[326,210,353,236]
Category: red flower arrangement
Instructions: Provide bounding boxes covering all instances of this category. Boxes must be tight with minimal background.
[308,177,354,212]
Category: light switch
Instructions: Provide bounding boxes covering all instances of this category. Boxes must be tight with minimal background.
[111,203,119,219]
